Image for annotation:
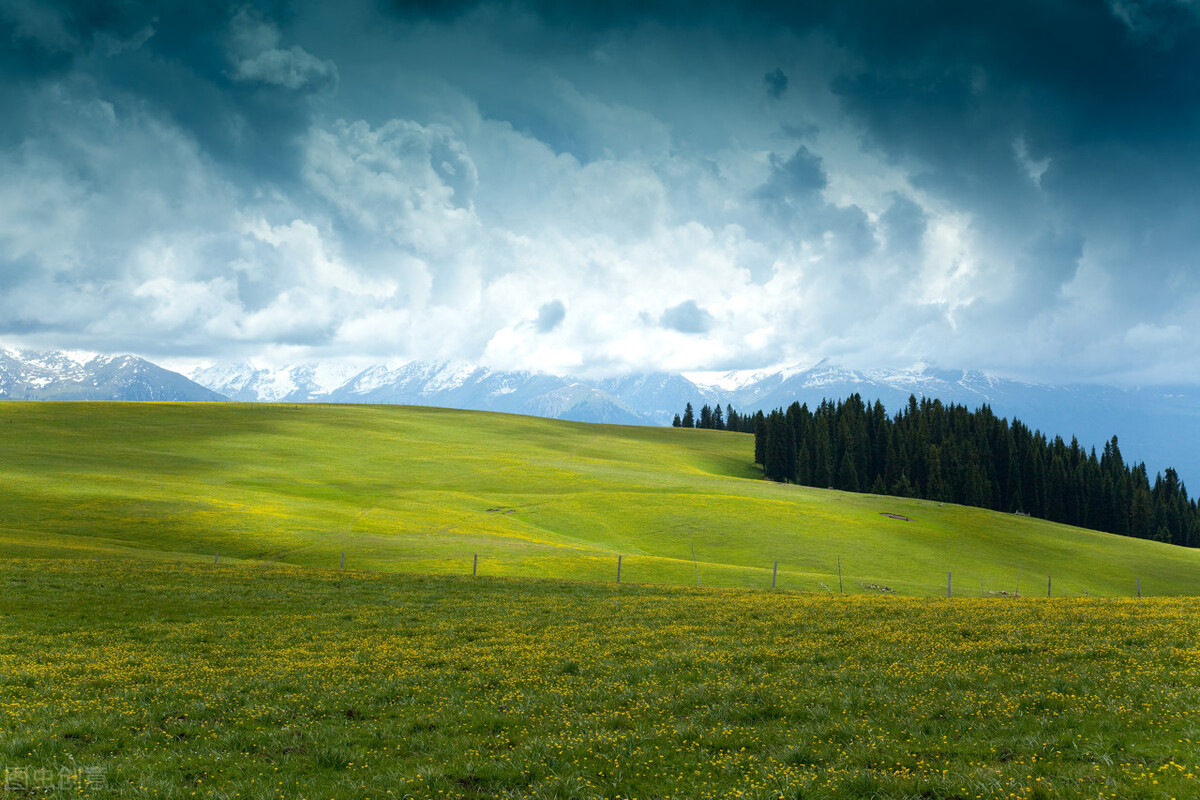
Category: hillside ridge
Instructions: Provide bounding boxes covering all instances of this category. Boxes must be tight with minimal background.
[2,401,1198,596]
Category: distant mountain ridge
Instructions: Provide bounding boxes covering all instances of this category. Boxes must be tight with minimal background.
[190,360,651,425]
[3,347,1197,485]
[0,348,225,402]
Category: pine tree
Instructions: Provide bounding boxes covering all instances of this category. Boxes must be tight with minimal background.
[764,411,792,482]
[682,403,694,428]
[753,412,767,466]
[814,424,833,488]
[926,444,948,502]
[837,449,860,492]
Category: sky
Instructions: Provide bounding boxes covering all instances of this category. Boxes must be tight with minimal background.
[2,0,1200,383]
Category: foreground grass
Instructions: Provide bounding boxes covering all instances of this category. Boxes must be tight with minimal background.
[2,559,1197,799]
[2,402,1200,596]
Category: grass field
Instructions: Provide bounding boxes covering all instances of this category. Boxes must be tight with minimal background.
[2,559,1198,799]
[3,402,1200,596]
[2,402,1199,596]
[4,403,1200,798]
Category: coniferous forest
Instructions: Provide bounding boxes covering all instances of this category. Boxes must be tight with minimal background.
[674,394,1200,548]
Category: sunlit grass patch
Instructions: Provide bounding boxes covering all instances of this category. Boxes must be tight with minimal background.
[2,559,1198,799]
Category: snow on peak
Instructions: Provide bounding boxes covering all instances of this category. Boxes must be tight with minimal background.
[424,361,485,393]
[686,359,825,391]
[58,349,103,367]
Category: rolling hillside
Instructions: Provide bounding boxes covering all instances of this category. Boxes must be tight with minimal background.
[2,401,1198,596]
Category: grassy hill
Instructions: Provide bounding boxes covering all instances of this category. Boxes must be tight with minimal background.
[2,401,1199,596]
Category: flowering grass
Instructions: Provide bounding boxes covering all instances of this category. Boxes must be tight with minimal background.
[1,402,1199,597]
[2,559,1198,799]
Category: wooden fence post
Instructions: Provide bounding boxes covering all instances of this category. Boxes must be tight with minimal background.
[340,551,345,570]
[214,552,218,565]
[1137,576,1141,598]
[772,560,778,590]
[1047,575,1051,598]
[617,555,622,584]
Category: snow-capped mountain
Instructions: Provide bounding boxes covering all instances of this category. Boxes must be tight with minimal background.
[190,360,650,424]
[0,348,226,402]
[593,372,724,424]
[706,361,1033,414]
[190,362,364,403]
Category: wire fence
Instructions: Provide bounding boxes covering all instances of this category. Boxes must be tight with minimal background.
[194,548,1163,598]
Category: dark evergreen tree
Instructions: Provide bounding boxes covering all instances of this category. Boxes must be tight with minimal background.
[682,403,694,428]
[764,411,793,482]
[753,411,767,466]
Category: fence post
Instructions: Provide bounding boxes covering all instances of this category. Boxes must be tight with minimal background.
[948,571,952,598]
[473,554,478,577]
[1137,576,1141,598]
[340,551,345,570]
[1047,575,1051,598]
[617,555,622,584]
[1015,568,1021,598]
[214,552,218,565]
[772,560,778,590]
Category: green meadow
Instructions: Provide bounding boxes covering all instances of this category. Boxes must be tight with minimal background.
[1,560,1198,800]
[1,401,1199,596]
[4,403,1200,799]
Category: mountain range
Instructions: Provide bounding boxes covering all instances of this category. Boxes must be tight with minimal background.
[3,346,1198,484]
[0,348,224,402]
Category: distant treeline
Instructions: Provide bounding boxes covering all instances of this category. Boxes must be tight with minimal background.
[675,394,1200,548]
[672,402,757,433]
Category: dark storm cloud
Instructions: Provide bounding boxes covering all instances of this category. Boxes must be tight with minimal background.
[810,6,1200,189]
[1,0,328,181]
[878,193,926,257]
[1017,229,1085,298]
[535,300,565,332]
[660,301,713,334]
[756,145,826,207]
[755,145,876,260]
[397,0,1200,231]
[763,67,787,99]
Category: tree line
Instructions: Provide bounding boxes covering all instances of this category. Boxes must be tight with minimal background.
[675,393,1200,548]
[672,402,757,433]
